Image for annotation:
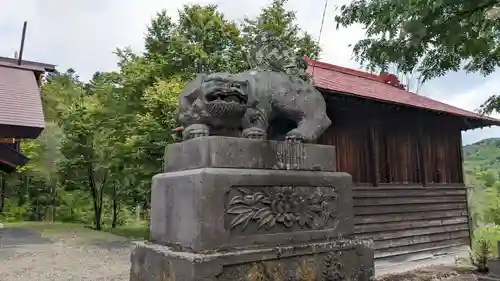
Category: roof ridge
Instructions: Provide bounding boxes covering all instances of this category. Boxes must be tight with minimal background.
[305,57,410,91]
[0,61,46,72]
[304,57,500,125]
[0,56,55,72]
[304,57,380,81]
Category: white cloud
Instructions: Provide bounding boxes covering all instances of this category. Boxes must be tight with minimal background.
[1,0,498,143]
[422,71,500,144]
[428,72,500,118]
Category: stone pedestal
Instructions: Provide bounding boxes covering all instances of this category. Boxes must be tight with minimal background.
[130,136,375,281]
[479,259,500,281]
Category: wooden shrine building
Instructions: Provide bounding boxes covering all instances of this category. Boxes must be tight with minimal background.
[0,56,55,173]
[305,58,500,274]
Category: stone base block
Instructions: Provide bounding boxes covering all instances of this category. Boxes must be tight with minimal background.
[489,259,500,277]
[150,168,353,252]
[130,239,375,281]
[479,259,500,281]
[164,136,337,173]
[478,275,500,281]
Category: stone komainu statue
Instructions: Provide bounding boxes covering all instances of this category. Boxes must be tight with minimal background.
[177,57,331,143]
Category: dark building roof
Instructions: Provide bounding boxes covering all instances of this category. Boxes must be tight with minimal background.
[0,143,28,173]
[0,63,46,138]
[305,58,500,128]
[0,57,54,172]
[0,56,56,72]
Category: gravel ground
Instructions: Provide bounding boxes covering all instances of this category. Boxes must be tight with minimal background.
[0,225,483,281]
[0,226,131,281]
[378,265,480,281]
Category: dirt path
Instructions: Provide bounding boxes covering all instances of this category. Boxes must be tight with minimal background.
[0,224,482,281]
[0,225,132,281]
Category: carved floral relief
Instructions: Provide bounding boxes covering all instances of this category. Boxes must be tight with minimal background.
[226,186,338,231]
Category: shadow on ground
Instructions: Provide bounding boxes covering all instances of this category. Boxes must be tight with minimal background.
[0,227,53,260]
[0,227,52,247]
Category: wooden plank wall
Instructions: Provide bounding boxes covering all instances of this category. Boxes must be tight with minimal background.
[353,184,470,268]
[319,95,465,185]
[318,94,471,271]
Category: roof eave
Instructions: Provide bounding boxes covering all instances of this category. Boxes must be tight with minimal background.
[0,56,56,72]
[0,124,45,139]
[0,144,29,173]
[463,118,500,131]
[319,87,500,129]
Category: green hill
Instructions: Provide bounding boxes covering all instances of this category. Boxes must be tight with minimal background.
[463,138,500,175]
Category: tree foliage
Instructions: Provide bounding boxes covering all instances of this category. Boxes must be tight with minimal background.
[335,0,500,82]
[0,0,320,231]
[462,138,500,256]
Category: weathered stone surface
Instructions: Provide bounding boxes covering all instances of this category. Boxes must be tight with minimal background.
[130,239,375,281]
[478,243,500,281]
[490,259,500,277]
[164,136,337,172]
[478,258,500,281]
[176,66,331,142]
[133,136,375,281]
[479,276,500,281]
[150,167,352,252]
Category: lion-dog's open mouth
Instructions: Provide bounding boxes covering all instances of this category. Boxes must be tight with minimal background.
[204,80,248,105]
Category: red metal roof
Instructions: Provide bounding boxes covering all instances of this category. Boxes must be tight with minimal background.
[0,64,45,136]
[305,57,500,126]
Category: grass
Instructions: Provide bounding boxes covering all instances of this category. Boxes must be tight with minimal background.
[105,224,149,240]
[5,221,89,235]
[3,221,149,241]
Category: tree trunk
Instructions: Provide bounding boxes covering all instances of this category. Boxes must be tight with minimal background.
[142,199,149,220]
[98,179,104,229]
[87,164,107,231]
[0,172,5,213]
[111,184,118,228]
[135,203,141,221]
[88,164,102,230]
[92,190,102,230]
[17,175,28,207]
[35,197,40,221]
[112,200,118,228]
[50,179,56,222]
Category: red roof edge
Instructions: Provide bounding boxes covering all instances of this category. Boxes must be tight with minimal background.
[304,57,379,81]
[303,57,500,128]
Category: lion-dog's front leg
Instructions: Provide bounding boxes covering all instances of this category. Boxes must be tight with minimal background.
[178,75,211,140]
[276,87,331,143]
[241,107,270,140]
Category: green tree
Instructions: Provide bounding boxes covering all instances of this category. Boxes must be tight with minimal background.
[21,123,63,221]
[1,0,325,231]
[57,77,113,230]
[334,0,500,82]
[102,0,323,223]
[242,0,321,67]
[144,4,245,77]
[144,0,320,78]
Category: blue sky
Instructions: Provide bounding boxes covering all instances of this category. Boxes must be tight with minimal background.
[2,0,500,145]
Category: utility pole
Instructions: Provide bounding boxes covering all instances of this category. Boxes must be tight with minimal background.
[17,21,27,65]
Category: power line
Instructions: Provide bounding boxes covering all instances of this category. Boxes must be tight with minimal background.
[311,0,329,79]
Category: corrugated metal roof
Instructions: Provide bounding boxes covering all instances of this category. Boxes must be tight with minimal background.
[305,58,500,126]
[0,56,56,72]
[0,64,45,132]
